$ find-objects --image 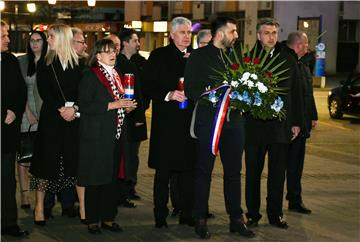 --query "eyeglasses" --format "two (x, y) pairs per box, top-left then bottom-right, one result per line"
(30, 39), (43, 44)
(74, 40), (86, 45)
(100, 50), (116, 54)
